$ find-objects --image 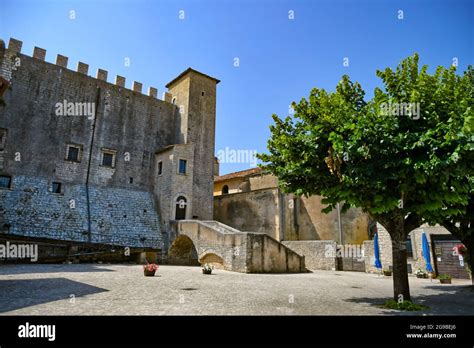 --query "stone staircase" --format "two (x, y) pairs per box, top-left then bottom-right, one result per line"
(170, 220), (306, 273)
